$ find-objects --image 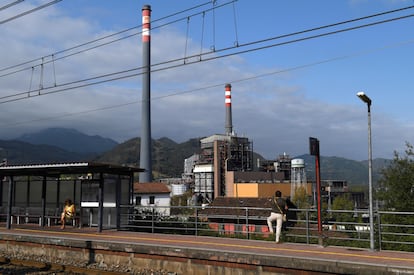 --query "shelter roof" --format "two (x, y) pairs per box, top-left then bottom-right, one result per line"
(134, 182), (171, 194)
(0, 162), (144, 177)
